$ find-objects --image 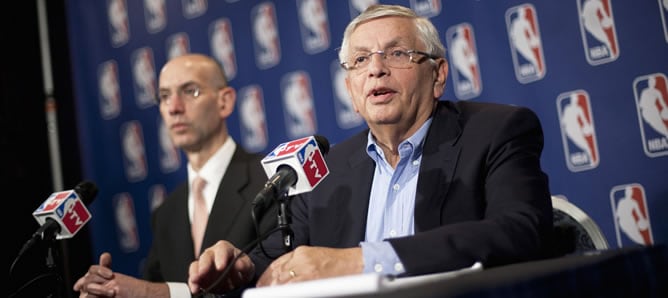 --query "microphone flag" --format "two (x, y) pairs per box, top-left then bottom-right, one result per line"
(33, 189), (92, 240)
(261, 135), (329, 196)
